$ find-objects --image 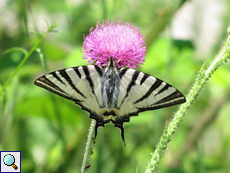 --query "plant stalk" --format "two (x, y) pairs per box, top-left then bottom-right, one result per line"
(145, 27), (230, 173)
(81, 119), (96, 173)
